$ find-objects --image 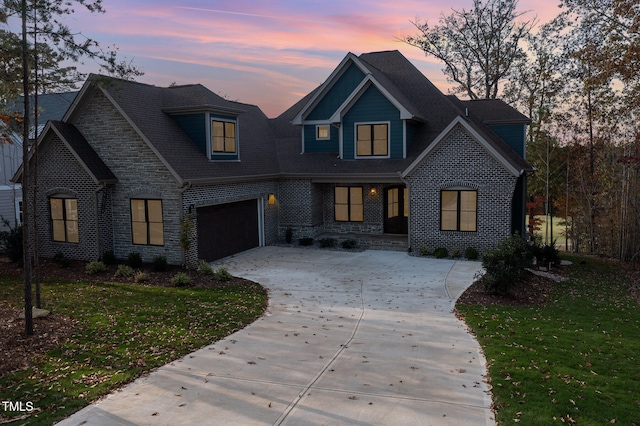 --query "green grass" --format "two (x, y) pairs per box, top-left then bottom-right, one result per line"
(457, 255), (640, 425)
(0, 276), (267, 425)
